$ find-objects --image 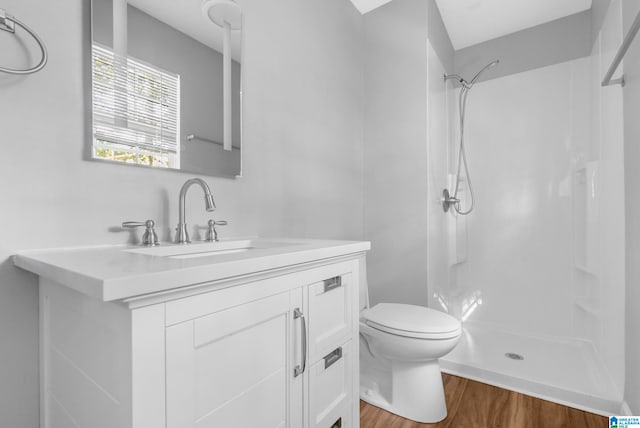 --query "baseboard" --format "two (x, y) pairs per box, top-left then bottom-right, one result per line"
(440, 362), (621, 417)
